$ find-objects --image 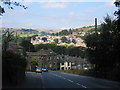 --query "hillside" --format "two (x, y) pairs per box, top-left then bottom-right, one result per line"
(73, 25), (101, 32)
